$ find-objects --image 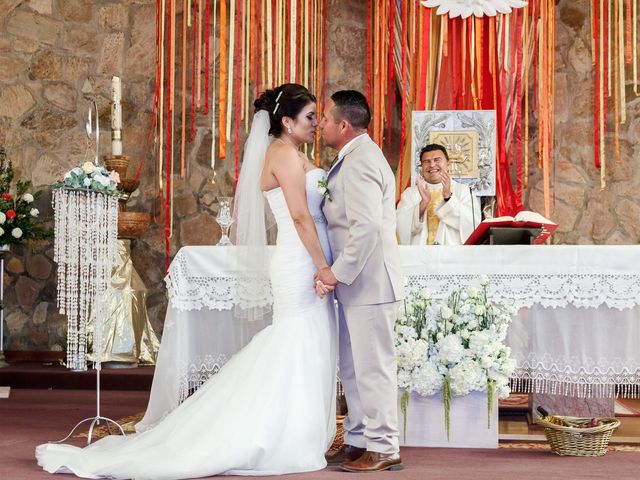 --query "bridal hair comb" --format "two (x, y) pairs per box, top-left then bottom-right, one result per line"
(273, 91), (283, 114)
